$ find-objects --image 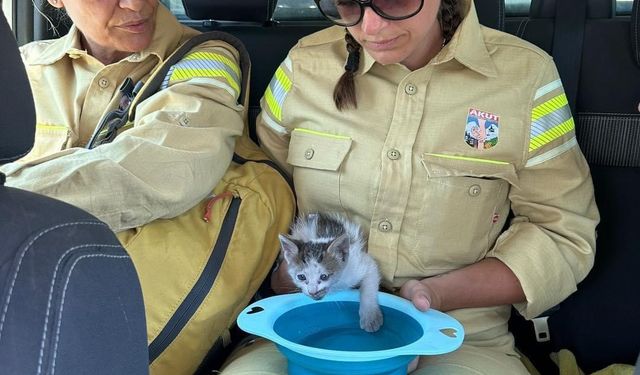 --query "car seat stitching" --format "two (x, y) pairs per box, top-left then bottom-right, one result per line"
(516, 19), (524, 37)
(36, 245), (123, 375)
(521, 19), (530, 38)
(50, 254), (130, 375)
(0, 221), (108, 343)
